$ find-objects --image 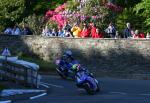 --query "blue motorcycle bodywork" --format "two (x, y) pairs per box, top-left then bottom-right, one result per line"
(76, 70), (98, 91)
(56, 59), (79, 79)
